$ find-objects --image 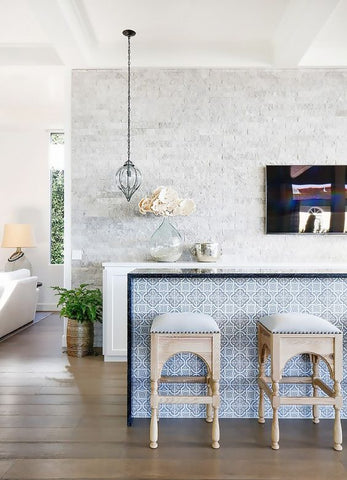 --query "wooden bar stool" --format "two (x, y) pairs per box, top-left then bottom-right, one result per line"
(257, 313), (343, 451)
(149, 312), (221, 449)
